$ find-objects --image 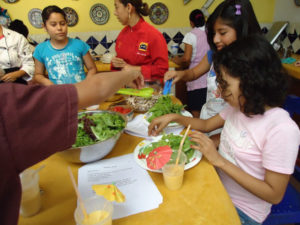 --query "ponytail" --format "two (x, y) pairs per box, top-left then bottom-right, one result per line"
(119, 0), (149, 17)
